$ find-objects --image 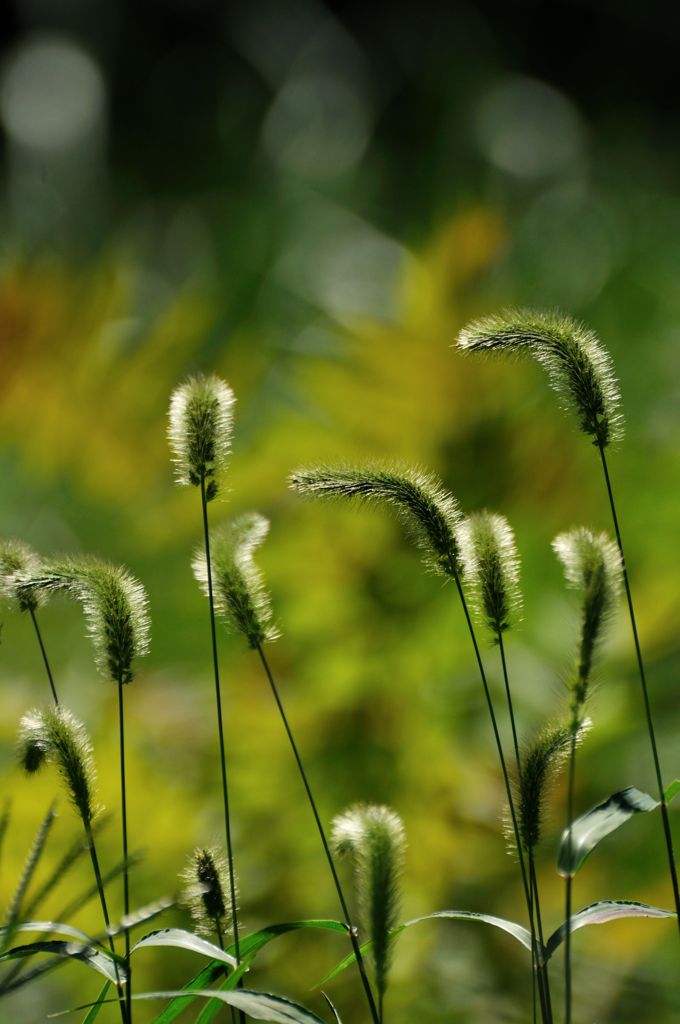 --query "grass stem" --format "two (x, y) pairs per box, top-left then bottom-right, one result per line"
(598, 445), (680, 933)
(86, 824), (128, 1024)
(200, 476), (244, 1024)
(255, 643), (381, 1024)
(564, 730), (577, 1024)
(118, 680), (132, 1024)
(28, 607), (59, 706)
